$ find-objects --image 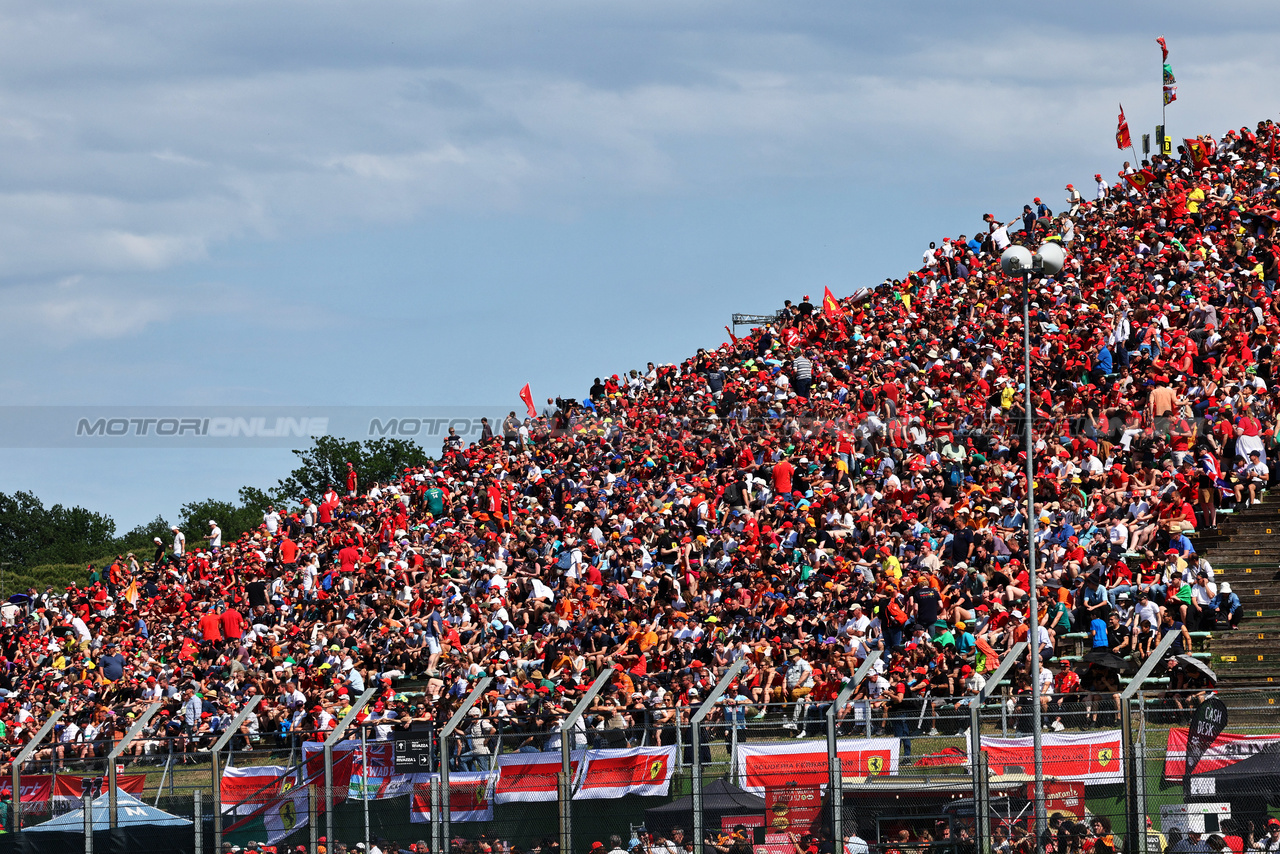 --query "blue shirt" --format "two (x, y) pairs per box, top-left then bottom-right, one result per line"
(1097, 346), (1113, 374)
(1090, 617), (1109, 648)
